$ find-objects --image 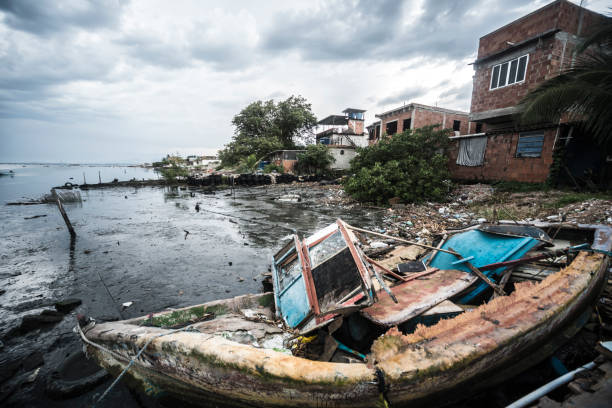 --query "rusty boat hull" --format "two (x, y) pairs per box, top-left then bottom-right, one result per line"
(80, 223), (611, 407)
